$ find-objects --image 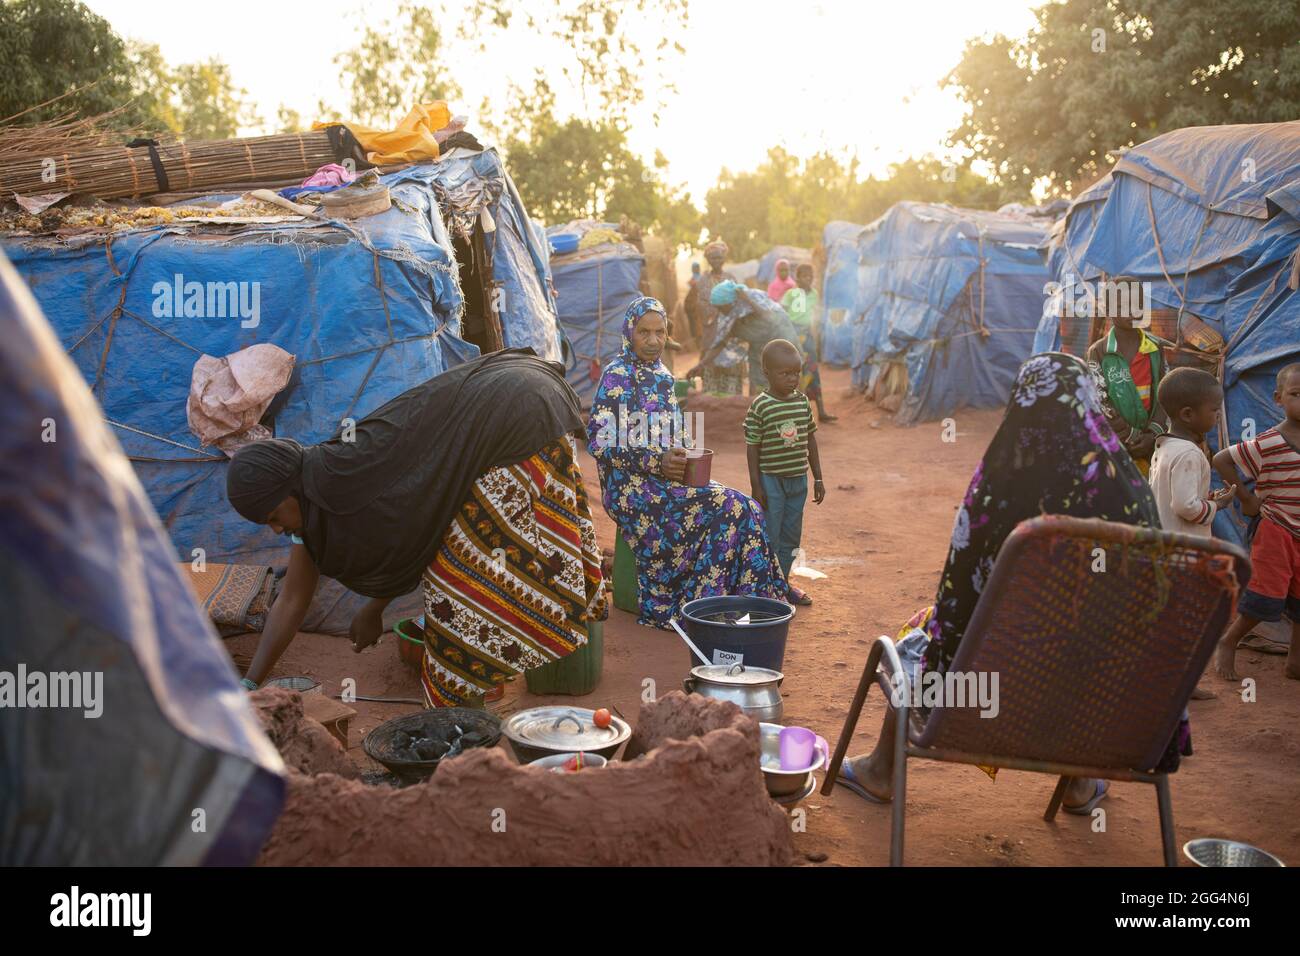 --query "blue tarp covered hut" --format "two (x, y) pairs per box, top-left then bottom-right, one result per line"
(545, 224), (645, 406)
(817, 221), (864, 367)
(1033, 120), (1300, 544)
(1, 146), (559, 628)
(0, 249), (284, 864)
(852, 202), (1051, 424)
